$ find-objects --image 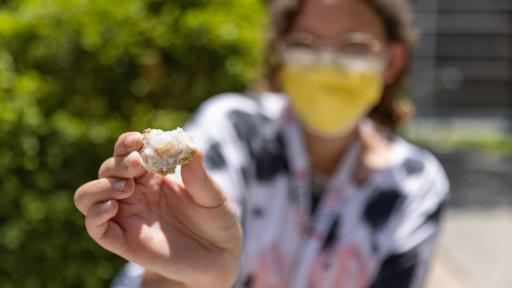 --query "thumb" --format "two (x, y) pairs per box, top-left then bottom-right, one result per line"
(180, 151), (226, 208)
